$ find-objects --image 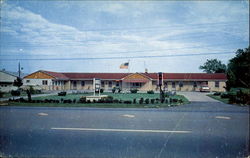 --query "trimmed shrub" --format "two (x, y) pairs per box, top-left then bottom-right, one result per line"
(161, 98), (165, 103)
(133, 98), (137, 104)
(11, 90), (20, 96)
(220, 93), (229, 98)
(79, 97), (86, 103)
(156, 98), (159, 103)
(113, 99), (119, 103)
(0, 91), (4, 98)
(165, 92), (171, 98)
(102, 96), (113, 103)
(112, 87), (116, 93)
(172, 98), (178, 103)
(100, 89), (104, 93)
(124, 100), (132, 104)
(150, 99), (155, 104)
(145, 98), (149, 104)
(213, 92), (221, 96)
(58, 92), (66, 96)
(147, 90), (154, 94)
(130, 89), (138, 93)
(139, 98), (144, 104)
